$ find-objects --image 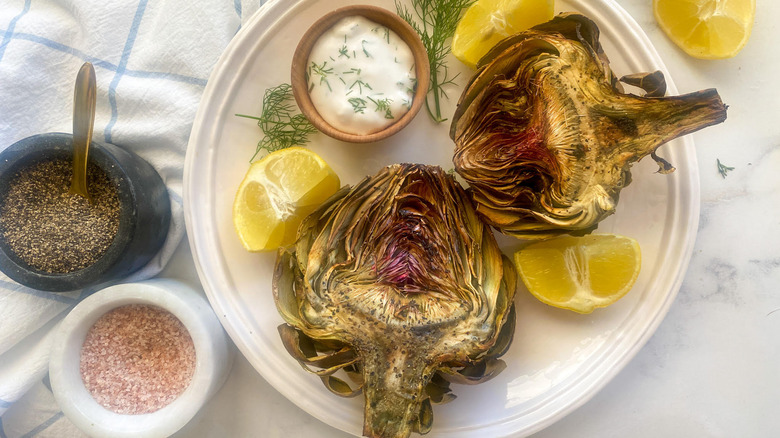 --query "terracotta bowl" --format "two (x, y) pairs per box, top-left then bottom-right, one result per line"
(291, 5), (430, 143)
